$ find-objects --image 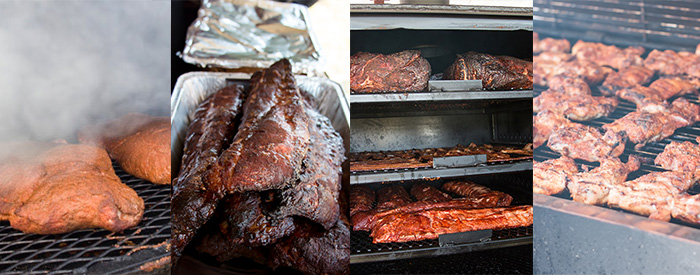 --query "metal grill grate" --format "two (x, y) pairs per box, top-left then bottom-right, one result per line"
(533, 54), (700, 229)
(0, 162), (171, 274)
(351, 244), (533, 274)
(534, 0), (700, 52)
(350, 173), (533, 263)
